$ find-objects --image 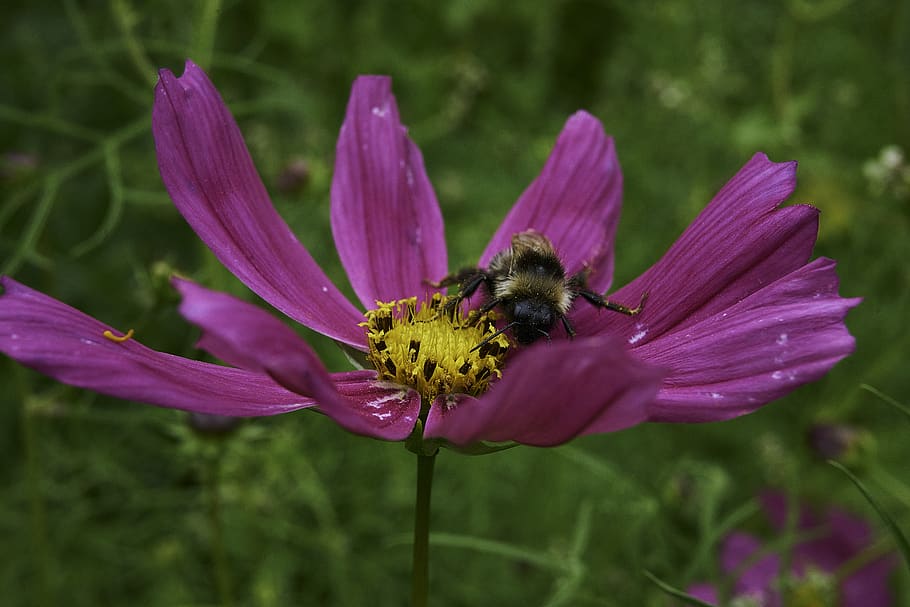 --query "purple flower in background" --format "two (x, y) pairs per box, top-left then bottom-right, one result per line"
(689, 492), (897, 606)
(0, 61), (859, 448)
